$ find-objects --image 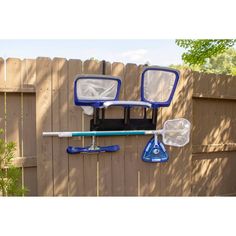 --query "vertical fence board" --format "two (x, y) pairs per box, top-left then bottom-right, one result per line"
(21, 59), (37, 195)
(5, 58), (23, 192)
(52, 58), (69, 196)
(6, 94), (22, 156)
(22, 59), (36, 158)
(98, 61), (112, 196)
(21, 59), (36, 88)
(22, 94), (36, 157)
(6, 58), (22, 157)
(6, 58), (21, 89)
(83, 60), (103, 196)
(124, 64), (139, 196)
(36, 57), (53, 196)
(135, 65), (146, 196)
(68, 59), (84, 196)
(110, 62), (125, 196)
(138, 65), (151, 196)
